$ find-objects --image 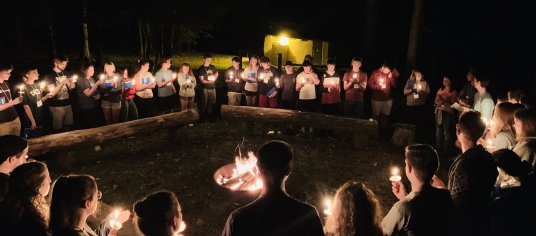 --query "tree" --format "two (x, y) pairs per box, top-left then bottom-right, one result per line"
(82, 0), (91, 61)
(406, 0), (424, 71)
